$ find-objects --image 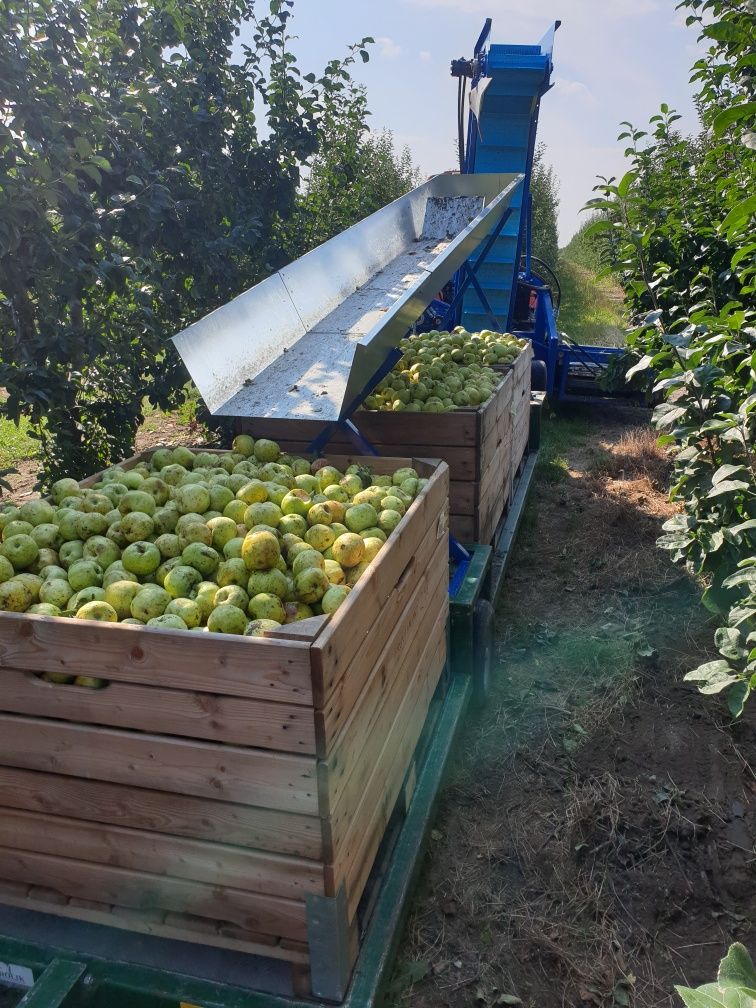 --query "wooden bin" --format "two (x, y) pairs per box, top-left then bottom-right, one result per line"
(240, 370), (515, 546)
(508, 343), (533, 492)
(0, 450), (449, 999)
